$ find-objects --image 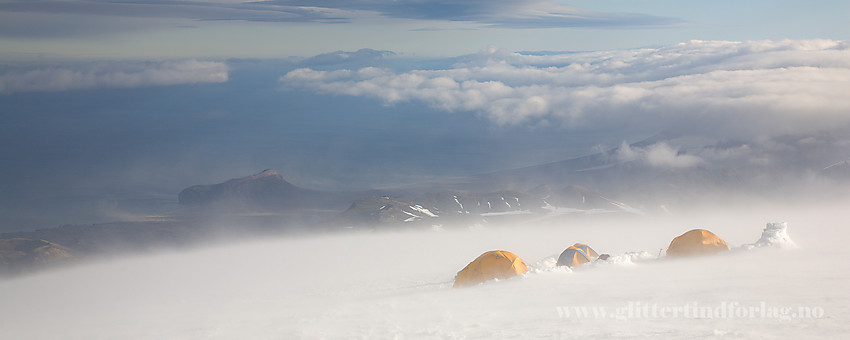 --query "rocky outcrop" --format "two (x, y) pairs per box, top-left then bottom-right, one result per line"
(332, 185), (640, 229)
(179, 169), (303, 208)
(1, 222), (203, 256)
(535, 184), (634, 211)
(334, 196), (440, 226)
(177, 169), (375, 212)
(0, 238), (73, 269)
(415, 190), (541, 215)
